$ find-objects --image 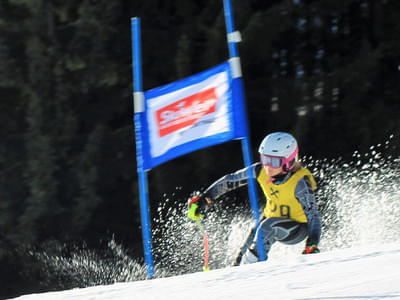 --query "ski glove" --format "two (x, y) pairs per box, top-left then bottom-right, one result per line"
(187, 195), (211, 221)
(302, 238), (320, 254)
